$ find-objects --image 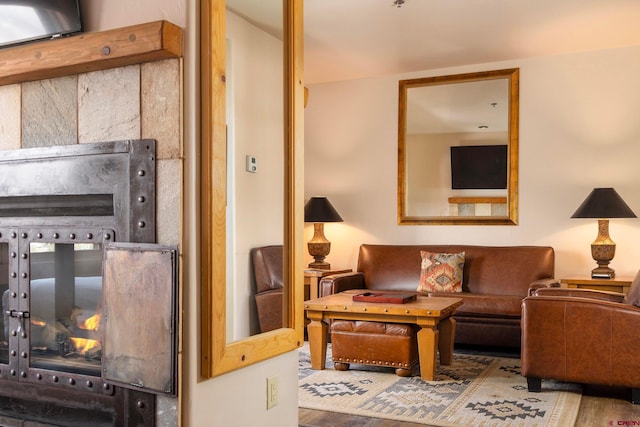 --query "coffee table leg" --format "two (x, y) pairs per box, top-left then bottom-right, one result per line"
(307, 313), (327, 370)
(417, 325), (439, 381)
(437, 316), (456, 366)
